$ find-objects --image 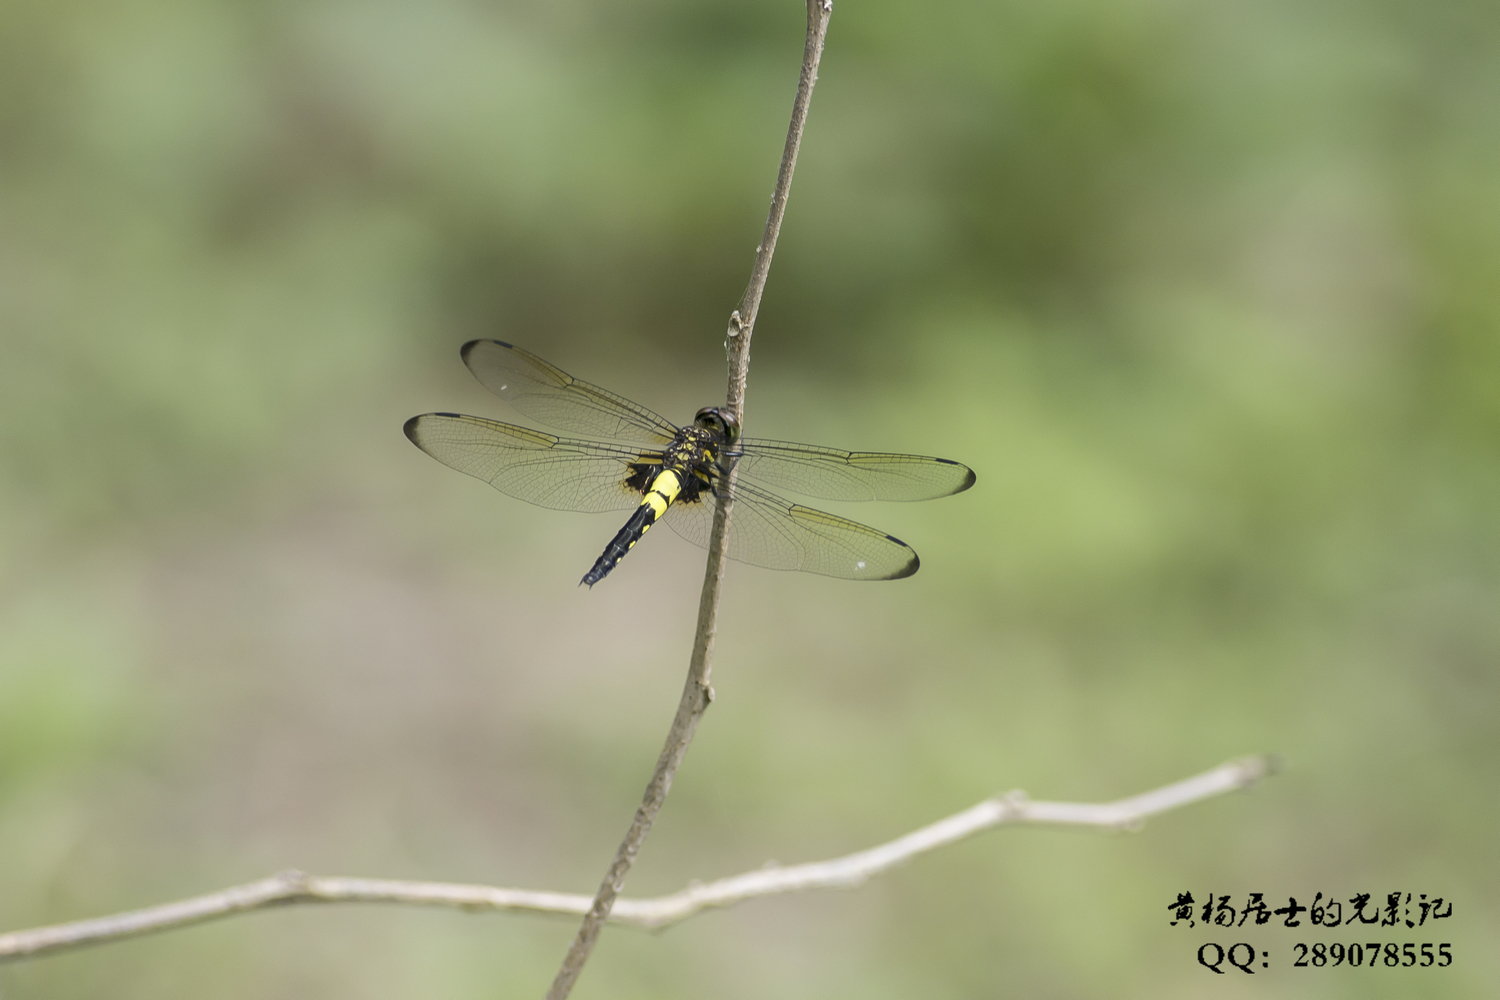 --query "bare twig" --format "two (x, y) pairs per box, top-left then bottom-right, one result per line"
(0, 756), (1274, 962)
(543, 3), (832, 998)
(727, 0), (833, 415)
